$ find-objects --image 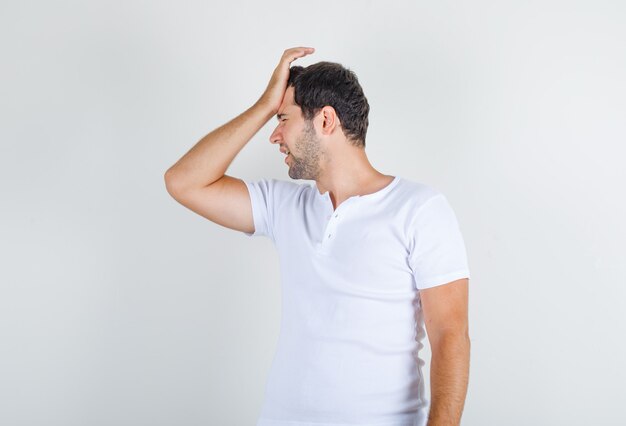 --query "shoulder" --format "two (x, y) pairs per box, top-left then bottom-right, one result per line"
(244, 177), (312, 205)
(392, 178), (465, 237)
(393, 176), (445, 211)
(245, 177), (308, 192)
